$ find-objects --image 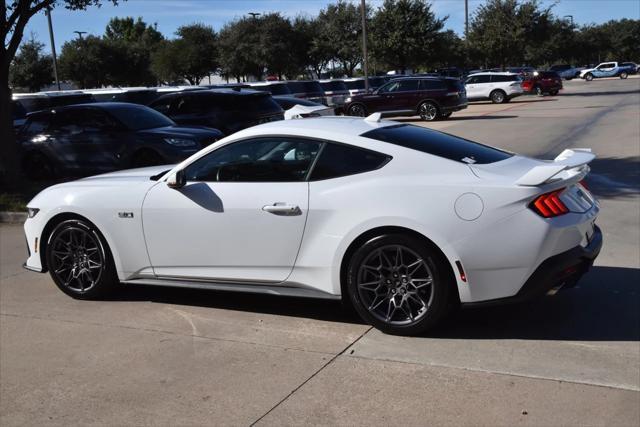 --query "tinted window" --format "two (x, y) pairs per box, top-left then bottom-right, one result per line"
(491, 74), (520, 82)
(466, 75), (491, 84)
(421, 79), (446, 90)
(446, 79), (465, 92)
(82, 109), (119, 131)
(362, 124), (512, 165)
(320, 81), (348, 92)
(107, 105), (175, 130)
(50, 110), (83, 133)
(310, 143), (391, 181)
(22, 115), (49, 135)
(286, 81), (323, 94)
(344, 79), (366, 90)
(368, 76), (388, 88)
(251, 84), (292, 96)
(185, 138), (321, 182)
(116, 91), (159, 105)
(149, 96), (175, 114)
(11, 101), (27, 119)
(49, 94), (94, 107)
(17, 97), (50, 113)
